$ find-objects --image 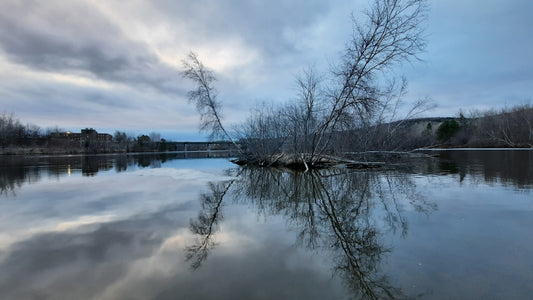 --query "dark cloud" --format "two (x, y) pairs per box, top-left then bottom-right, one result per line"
(0, 71), (199, 131)
(0, 0), (186, 95)
(1, 0), (532, 136)
(152, 0), (332, 57)
(400, 0), (533, 115)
